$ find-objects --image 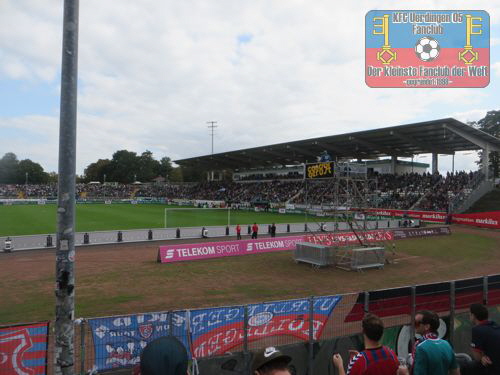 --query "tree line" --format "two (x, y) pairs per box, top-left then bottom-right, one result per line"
(0, 153), (55, 184)
(0, 150), (203, 184)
